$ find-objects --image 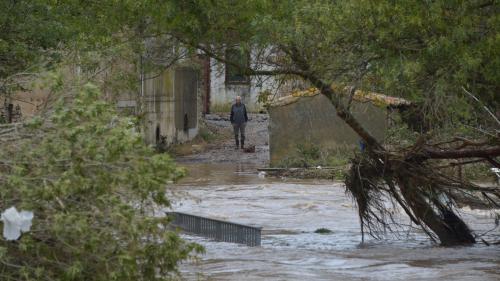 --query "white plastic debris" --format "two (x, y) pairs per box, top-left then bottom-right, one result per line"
(316, 166), (322, 169)
(258, 171), (267, 178)
(1, 206), (34, 241)
(491, 168), (500, 184)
